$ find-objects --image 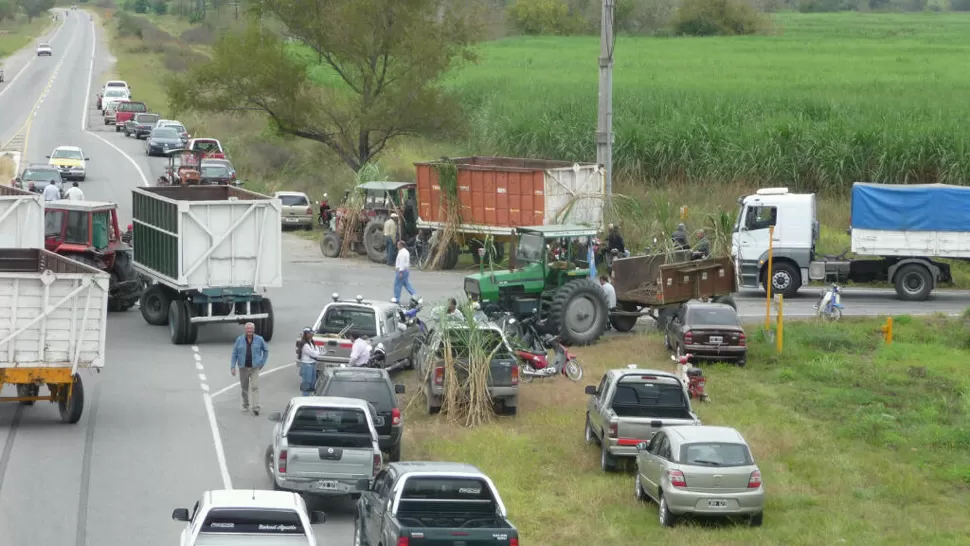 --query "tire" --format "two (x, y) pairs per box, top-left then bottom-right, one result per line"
(408, 341), (420, 370)
(353, 516), (367, 546)
(547, 279), (609, 346)
(320, 232), (341, 258)
(182, 300), (199, 345)
(115, 125), (120, 132)
(635, 473), (648, 502)
(610, 301), (639, 332)
(585, 414), (600, 446)
(564, 357), (584, 381)
(363, 219), (386, 263)
(140, 285), (171, 325)
(58, 374), (84, 424)
(169, 300), (187, 344)
(713, 294), (737, 310)
(503, 401), (518, 416)
(750, 512), (763, 527)
(426, 391), (441, 415)
(256, 298), (275, 342)
(601, 439), (617, 472)
(663, 332), (671, 350)
(764, 261), (800, 298)
(659, 494), (677, 527)
(894, 263), (932, 301)
(16, 384), (38, 405)
(441, 241), (460, 270)
(655, 306), (678, 332)
(388, 441), (402, 462)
